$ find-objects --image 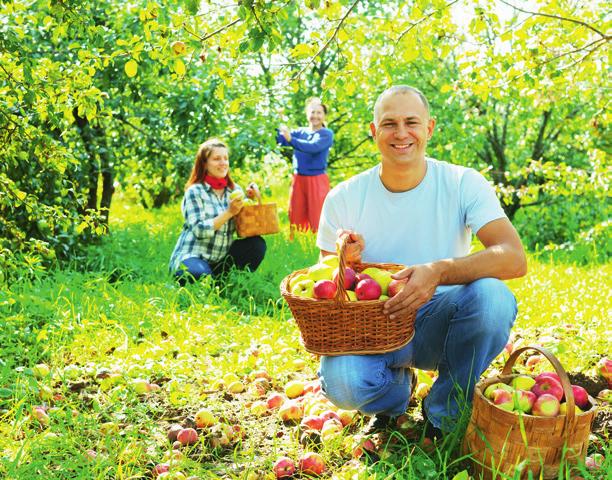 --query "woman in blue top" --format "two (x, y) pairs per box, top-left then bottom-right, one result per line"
(169, 138), (266, 283)
(277, 97), (333, 236)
